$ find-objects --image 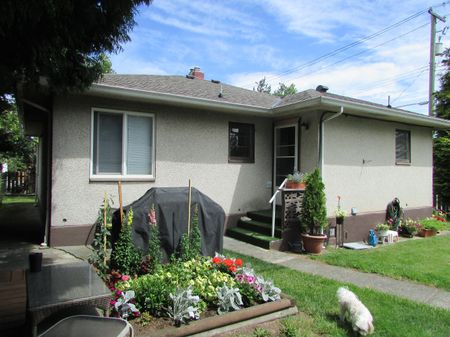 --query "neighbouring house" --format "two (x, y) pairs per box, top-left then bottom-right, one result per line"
(19, 67), (450, 246)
